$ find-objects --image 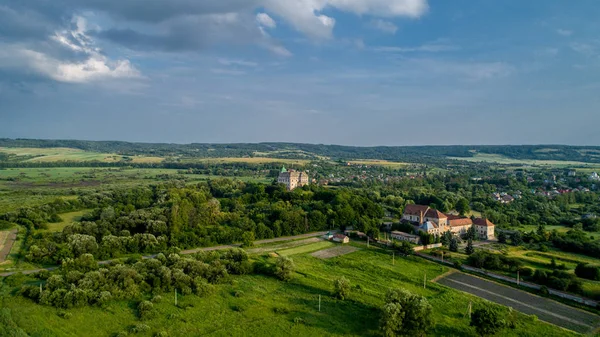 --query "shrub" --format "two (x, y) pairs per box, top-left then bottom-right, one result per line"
(470, 307), (505, 336)
(333, 277), (351, 300)
(154, 331), (168, 337)
(293, 317), (305, 325)
(274, 256), (295, 282)
(539, 286), (549, 296)
(380, 289), (434, 337)
(151, 295), (163, 303)
(273, 307), (290, 314)
(130, 324), (150, 334)
(575, 263), (600, 281)
(233, 290), (244, 298)
(138, 301), (155, 320)
(517, 267), (534, 277)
